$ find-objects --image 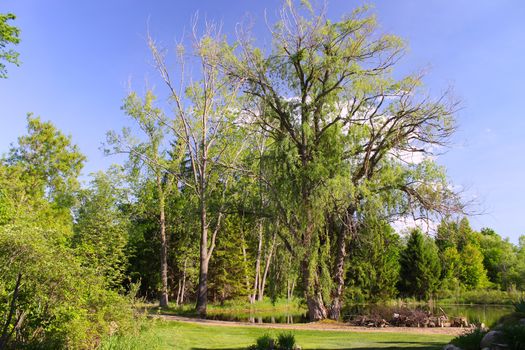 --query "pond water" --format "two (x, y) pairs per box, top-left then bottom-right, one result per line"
(206, 312), (309, 324)
(205, 304), (513, 325)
